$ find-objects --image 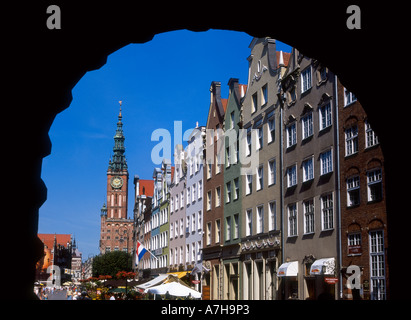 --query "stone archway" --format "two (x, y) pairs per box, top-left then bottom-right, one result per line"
(5, 3), (402, 299)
